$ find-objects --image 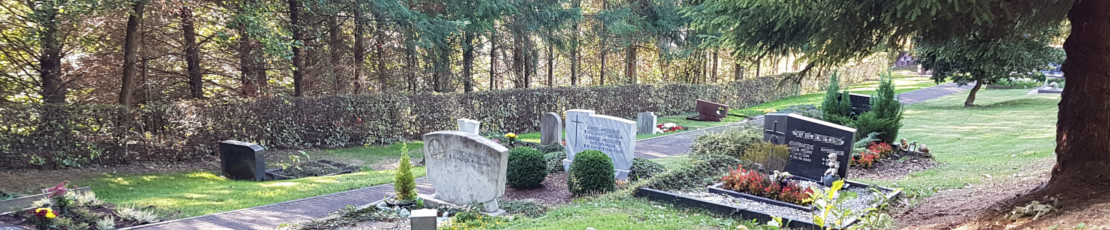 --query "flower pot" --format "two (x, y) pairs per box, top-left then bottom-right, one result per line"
(384, 195), (416, 209)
